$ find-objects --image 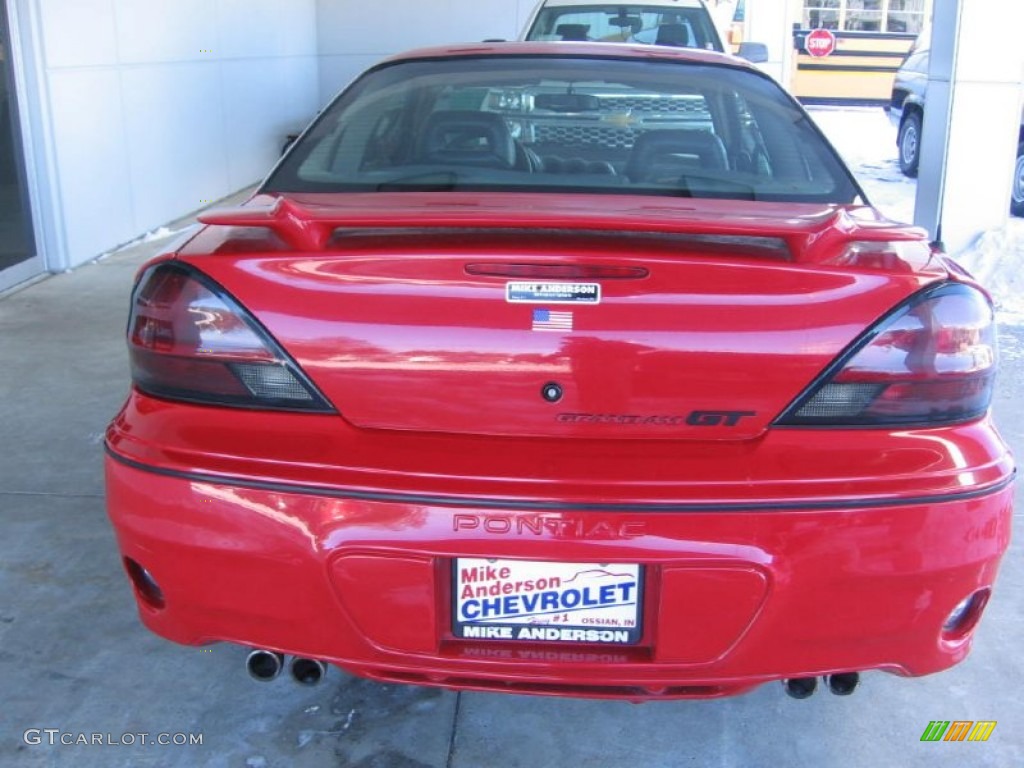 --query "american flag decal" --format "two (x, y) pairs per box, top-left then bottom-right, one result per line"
(532, 308), (573, 332)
